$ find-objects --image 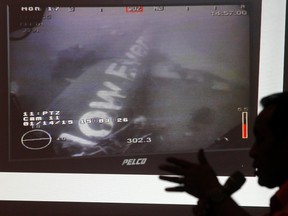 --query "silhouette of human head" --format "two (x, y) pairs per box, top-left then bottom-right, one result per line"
(250, 92), (288, 188)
